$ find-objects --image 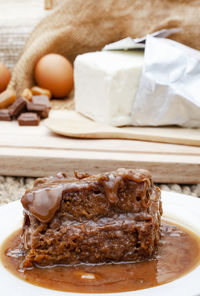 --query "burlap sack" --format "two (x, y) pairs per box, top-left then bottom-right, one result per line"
(8, 0), (200, 95)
